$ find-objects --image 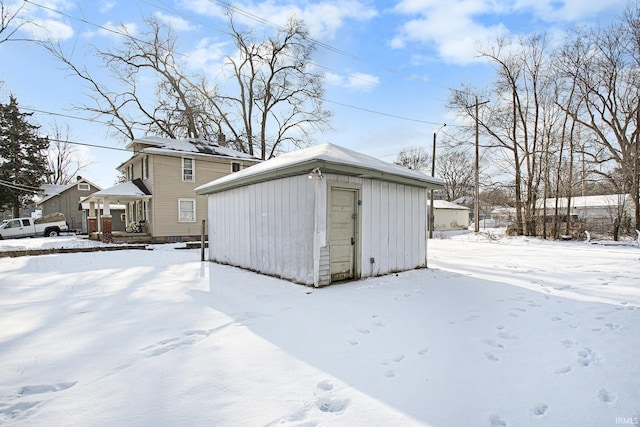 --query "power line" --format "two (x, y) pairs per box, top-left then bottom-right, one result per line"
(0, 178), (42, 192)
